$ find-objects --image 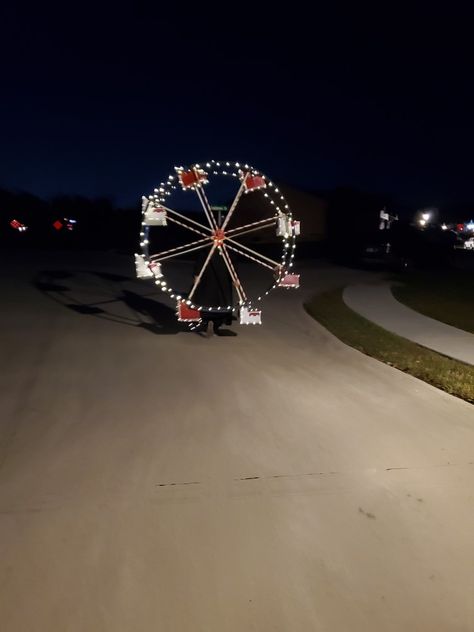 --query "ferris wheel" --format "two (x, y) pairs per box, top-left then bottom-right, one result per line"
(135, 160), (300, 326)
